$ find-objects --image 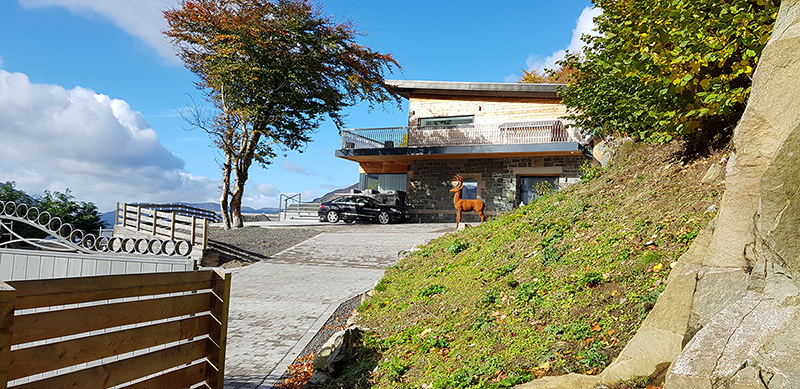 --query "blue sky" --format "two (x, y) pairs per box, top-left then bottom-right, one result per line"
(0, 0), (598, 212)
